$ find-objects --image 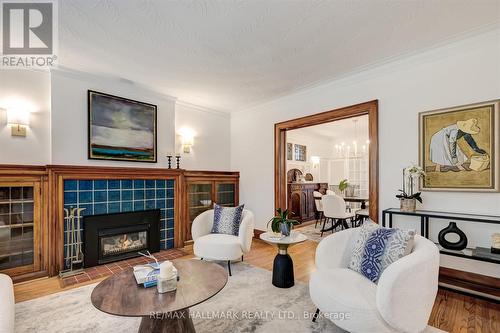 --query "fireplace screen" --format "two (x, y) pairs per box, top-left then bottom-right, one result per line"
(100, 231), (147, 258)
